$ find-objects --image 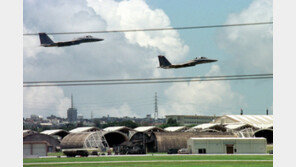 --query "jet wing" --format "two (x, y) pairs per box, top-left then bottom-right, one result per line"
(170, 63), (196, 68)
(55, 41), (80, 47)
